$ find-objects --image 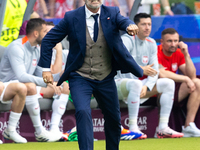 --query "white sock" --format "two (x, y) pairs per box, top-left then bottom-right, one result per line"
(36, 86), (42, 98)
(126, 80), (142, 131)
(25, 94), (43, 135)
(50, 94), (69, 130)
(7, 111), (22, 131)
(156, 78), (175, 130)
